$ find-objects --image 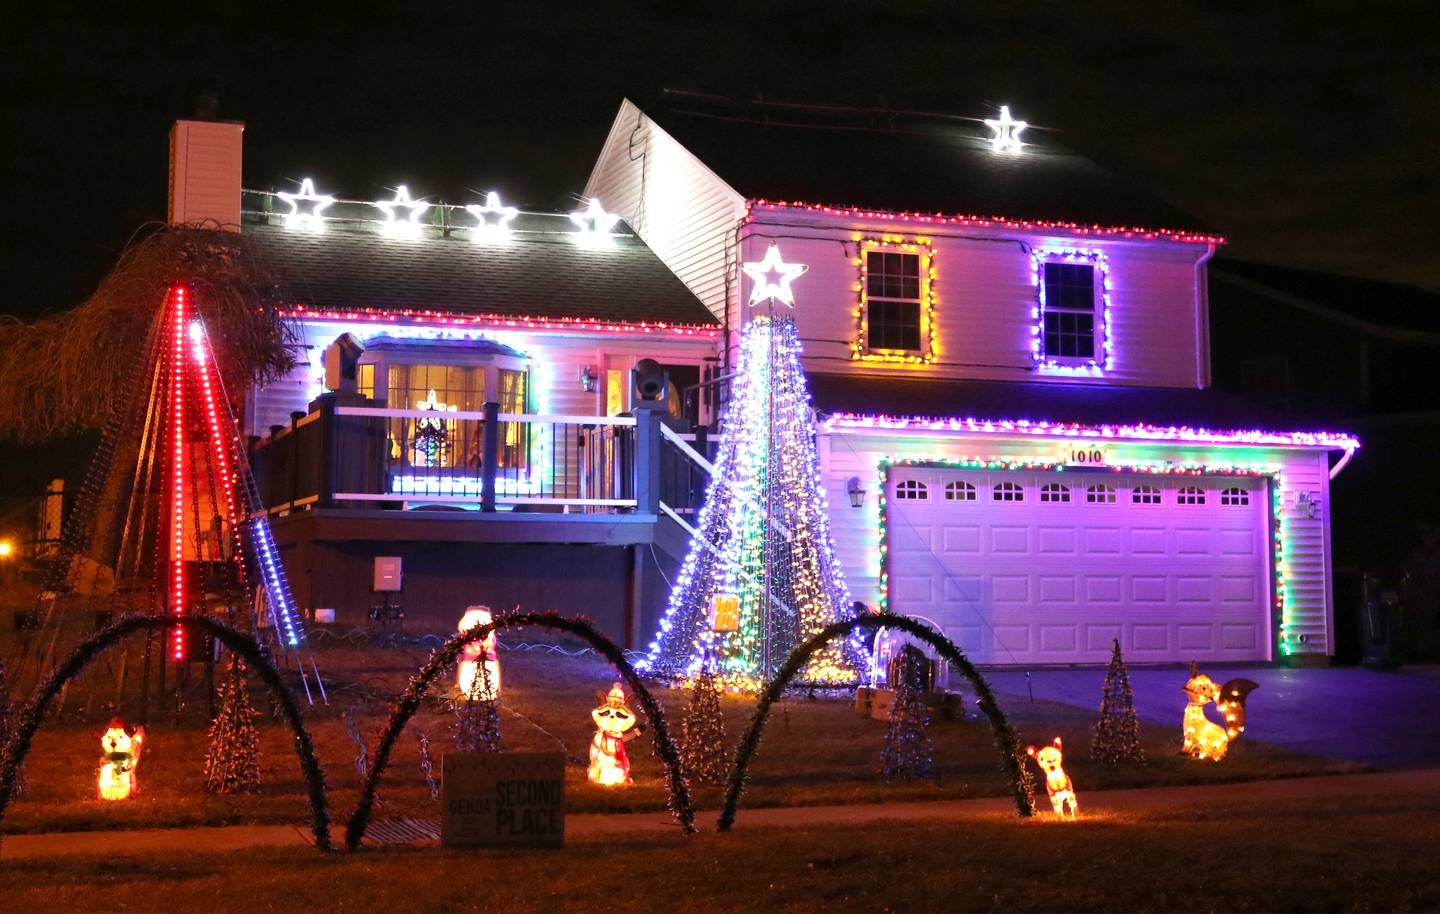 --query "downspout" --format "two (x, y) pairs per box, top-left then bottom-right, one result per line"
(1194, 242), (1217, 389)
(1329, 446), (1357, 481)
